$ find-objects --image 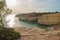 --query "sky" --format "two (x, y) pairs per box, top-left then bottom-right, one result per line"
(6, 0), (60, 13)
